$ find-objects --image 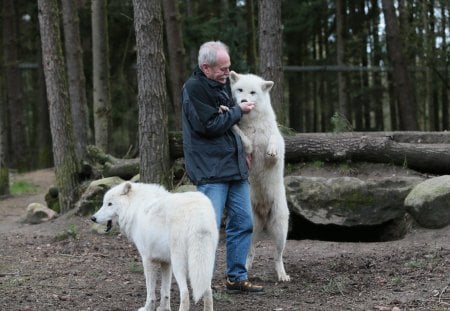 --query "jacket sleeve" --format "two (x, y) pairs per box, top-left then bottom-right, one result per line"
(183, 85), (241, 138)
